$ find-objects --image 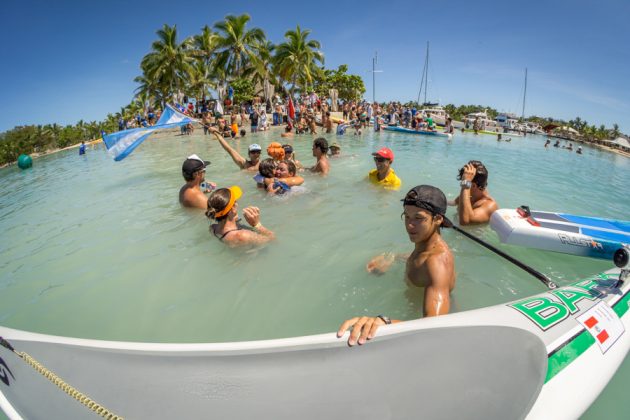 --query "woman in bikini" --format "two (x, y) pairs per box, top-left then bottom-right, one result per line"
(206, 186), (275, 247)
